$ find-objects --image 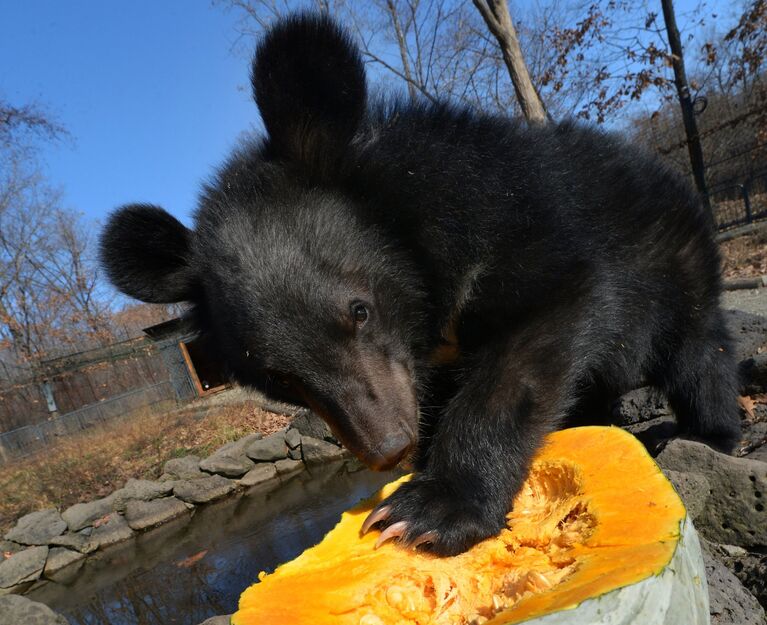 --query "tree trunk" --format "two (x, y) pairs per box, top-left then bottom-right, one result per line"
(660, 0), (711, 211)
(386, 0), (418, 101)
(472, 0), (548, 125)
